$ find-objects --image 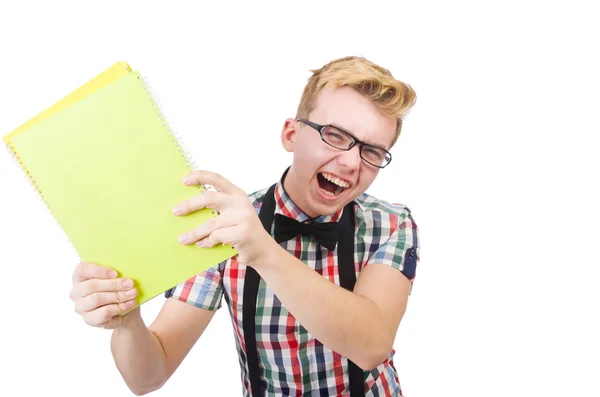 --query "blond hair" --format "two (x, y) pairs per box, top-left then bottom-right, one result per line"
(296, 56), (416, 147)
